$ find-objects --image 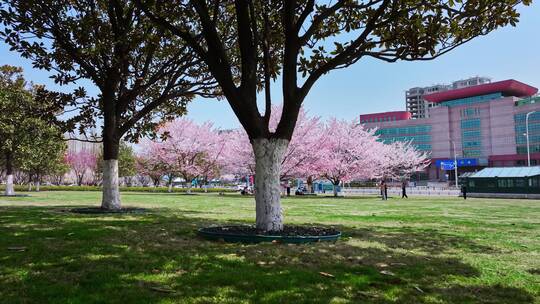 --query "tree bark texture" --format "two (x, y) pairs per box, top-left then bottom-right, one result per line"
(4, 153), (15, 196)
(101, 159), (121, 210)
(252, 138), (289, 232)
